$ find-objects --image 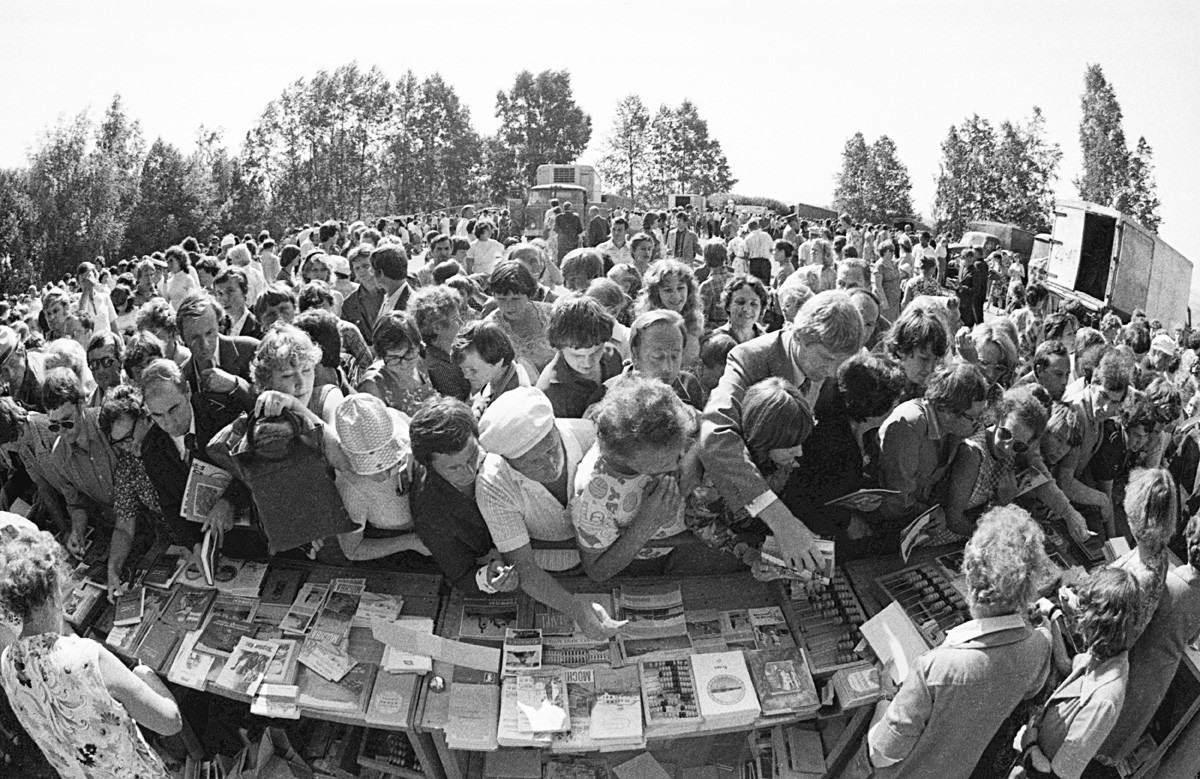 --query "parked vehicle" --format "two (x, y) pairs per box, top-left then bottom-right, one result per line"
(669, 194), (706, 212)
(507, 164), (615, 239)
(1042, 199), (1192, 329)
